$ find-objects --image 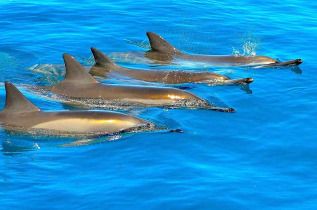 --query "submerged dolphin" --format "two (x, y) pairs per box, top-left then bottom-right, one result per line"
(0, 82), (152, 136)
(145, 32), (303, 67)
(35, 54), (234, 112)
(90, 47), (254, 85)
